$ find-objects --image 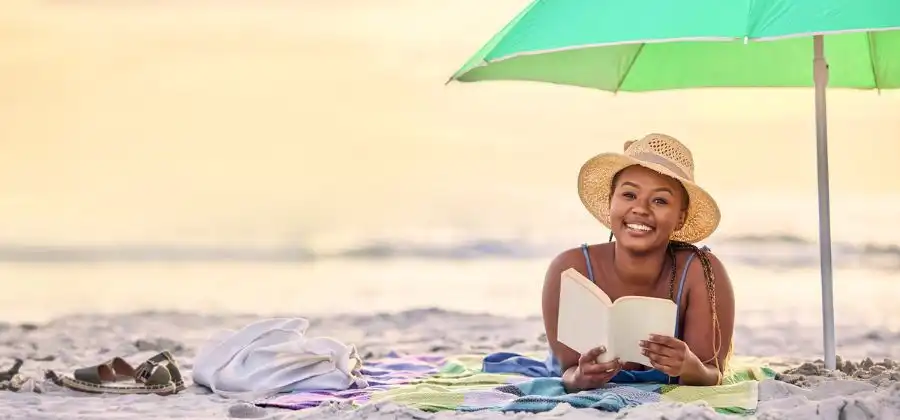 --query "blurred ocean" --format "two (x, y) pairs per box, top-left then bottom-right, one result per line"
(4, 201), (900, 328)
(2, 224), (900, 271)
(2, 0), (900, 338)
